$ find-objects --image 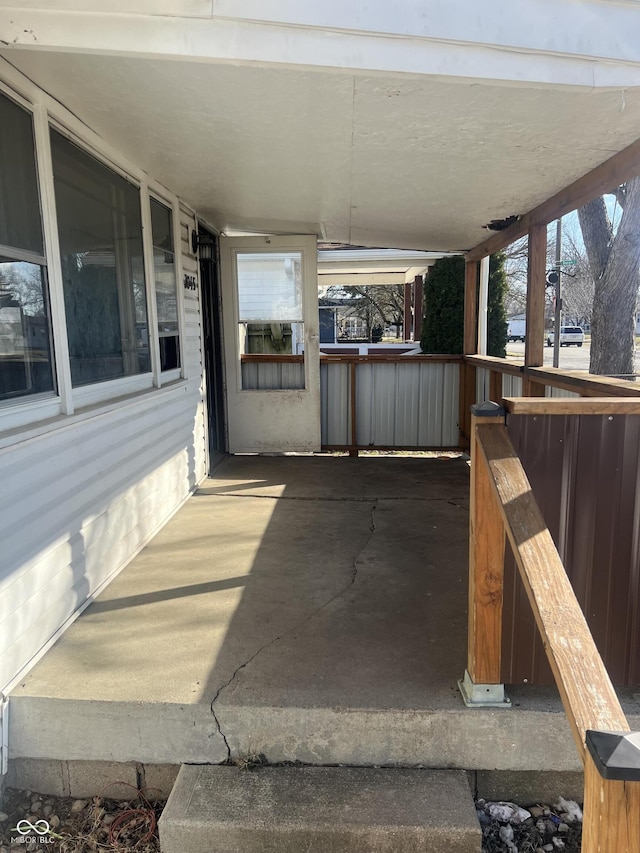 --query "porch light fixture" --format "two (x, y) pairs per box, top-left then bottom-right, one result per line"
(191, 230), (216, 260)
